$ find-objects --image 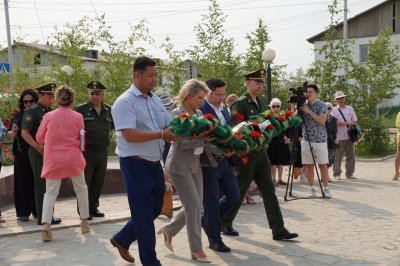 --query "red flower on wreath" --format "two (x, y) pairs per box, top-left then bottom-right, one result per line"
(250, 131), (262, 139)
(250, 121), (259, 126)
(266, 124), (274, 130)
(234, 132), (243, 140)
(203, 113), (215, 120)
(2, 120), (10, 127)
(178, 113), (189, 119)
(285, 110), (294, 117)
(278, 116), (286, 122)
(234, 112), (244, 122)
(239, 155), (249, 165)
